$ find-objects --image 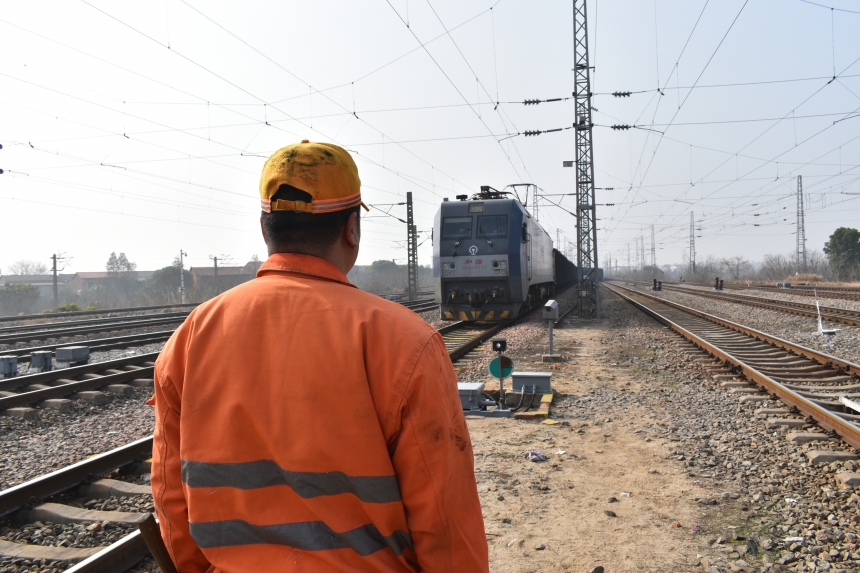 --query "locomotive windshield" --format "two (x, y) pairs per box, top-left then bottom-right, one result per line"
(477, 215), (508, 238)
(441, 216), (472, 239)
